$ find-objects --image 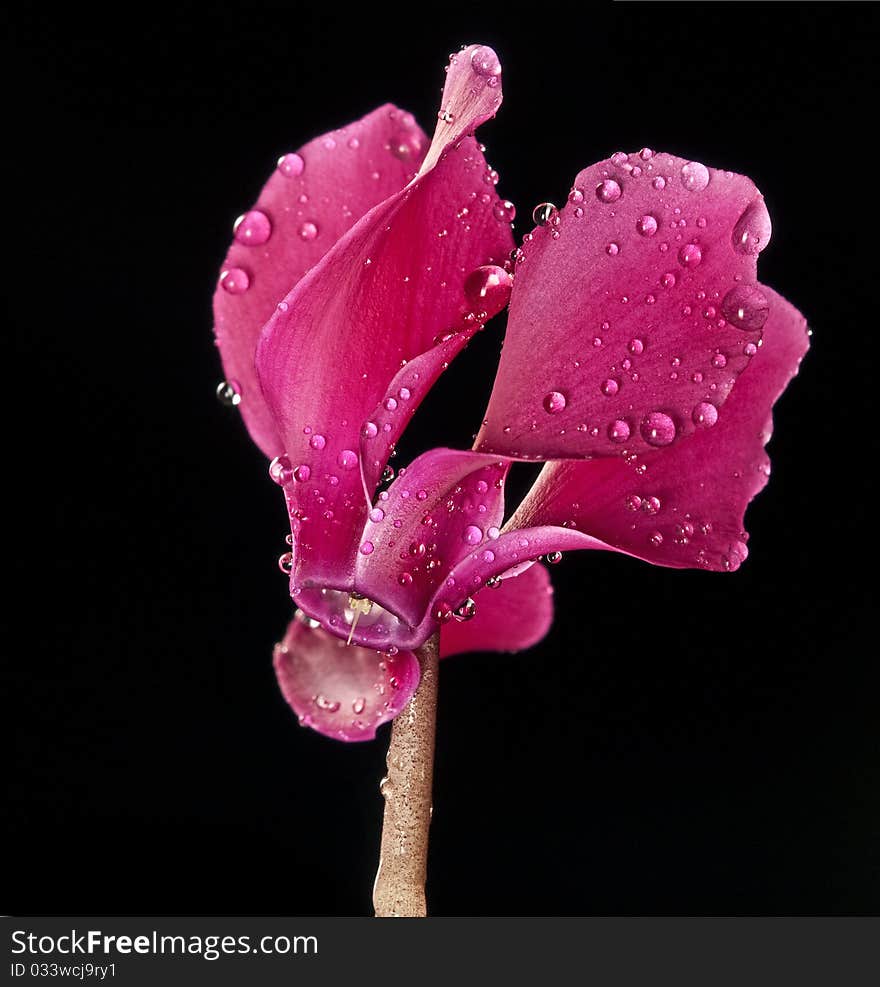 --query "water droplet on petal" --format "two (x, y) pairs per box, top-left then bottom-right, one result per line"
(233, 210), (272, 246)
(721, 285), (769, 331)
(732, 199), (772, 255)
(680, 161), (710, 192)
(640, 412), (677, 447)
(453, 597), (477, 621)
(601, 378), (619, 396)
(299, 222), (318, 241)
(596, 179), (622, 203)
(269, 455), (293, 485)
(216, 379), (241, 406)
(278, 552), (293, 574)
(463, 525), (483, 545)
(546, 551), (563, 565)
(359, 541), (374, 555)
(678, 243), (702, 267)
(470, 45), (501, 78)
(637, 215), (658, 237)
(628, 338), (645, 355)
(693, 401), (718, 427)
(464, 265), (513, 318)
(309, 433), (326, 450)
(337, 450), (358, 470)
(606, 242), (620, 256)
(608, 419), (630, 443)
(277, 152), (305, 178)
(293, 464), (311, 482)
(532, 202), (559, 226)
(219, 268), (250, 294)
(543, 391), (567, 414)
(493, 199), (516, 223)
